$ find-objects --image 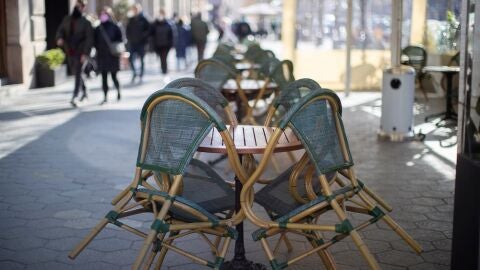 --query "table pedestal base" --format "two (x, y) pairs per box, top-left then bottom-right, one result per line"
(221, 259), (267, 270)
(424, 111), (457, 127)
